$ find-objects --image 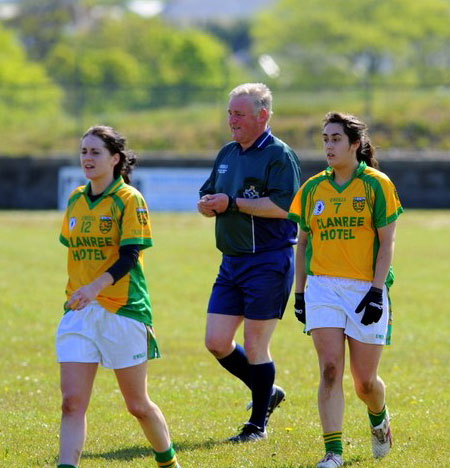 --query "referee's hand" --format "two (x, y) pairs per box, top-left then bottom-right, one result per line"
(294, 292), (306, 324)
(355, 287), (383, 325)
